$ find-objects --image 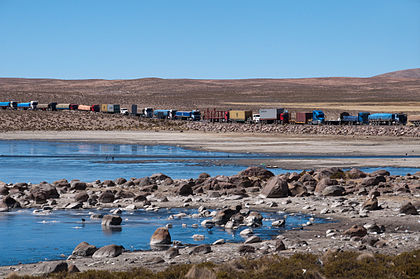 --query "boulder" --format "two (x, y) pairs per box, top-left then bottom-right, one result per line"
(53, 179), (70, 188)
(288, 182), (307, 196)
(70, 181), (87, 191)
(68, 264), (80, 273)
(361, 176), (386, 187)
(150, 173), (170, 181)
(315, 178), (338, 193)
(288, 172), (300, 182)
(114, 177), (127, 185)
(314, 167), (344, 180)
(165, 247), (180, 259)
(198, 173), (211, 179)
(238, 245), (255, 254)
(346, 168), (367, 179)
(74, 191), (89, 202)
(98, 190), (115, 203)
(0, 185), (9, 195)
(237, 166), (274, 180)
(101, 215), (122, 226)
(245, 211), (263, 227)
(244, 235), (261, 244)
(150, 227), (171, 246)
(178, 183), (193, 196)
(135, 177), (152, 187)
(260, 176), (288, 198)
(185, 265), (216, 279)
(229, 175), (253, 188)
(72, 241), (98, 257)
(3, 196), (21, 209)
(32, 262), (68, 276)
(0, 200), (8, 212)
(344, 225), (367, 237)
(362, 197), (380, 211)
(275, 239), (286, 251)
(30, 184), (59, 203)
(92, 244), (124, 258)
(322, 186), (345, 196)
(189, 244), (212, 255)
(212, 208), (237, 225)
(370, 170), (390, 177)
(102, 180), (116, 187)
(399, 202), (418, 215)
